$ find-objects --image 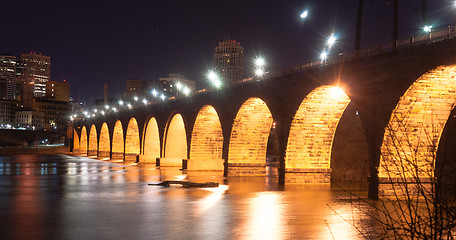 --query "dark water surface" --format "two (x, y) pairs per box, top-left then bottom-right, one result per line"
(0, 155), (377, 240)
